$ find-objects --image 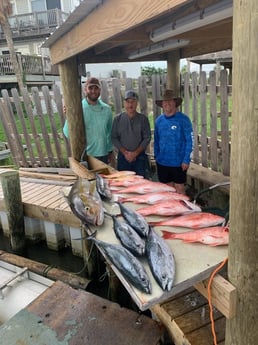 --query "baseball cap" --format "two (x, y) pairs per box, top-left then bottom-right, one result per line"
(85, 77), (101, 88)
(124, 90), (138, 100)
